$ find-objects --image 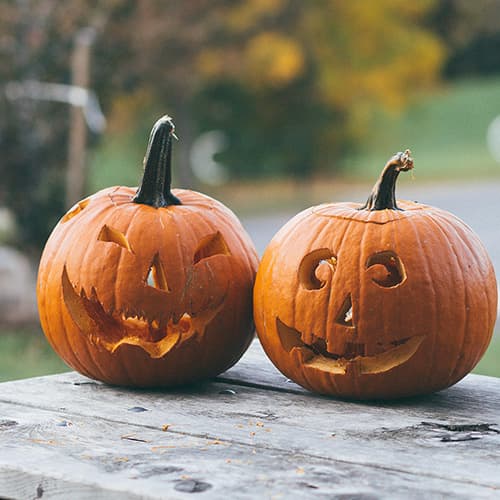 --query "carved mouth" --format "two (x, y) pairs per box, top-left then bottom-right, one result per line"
(62, 267), (223, 358)
(276, 318), (424, 375)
